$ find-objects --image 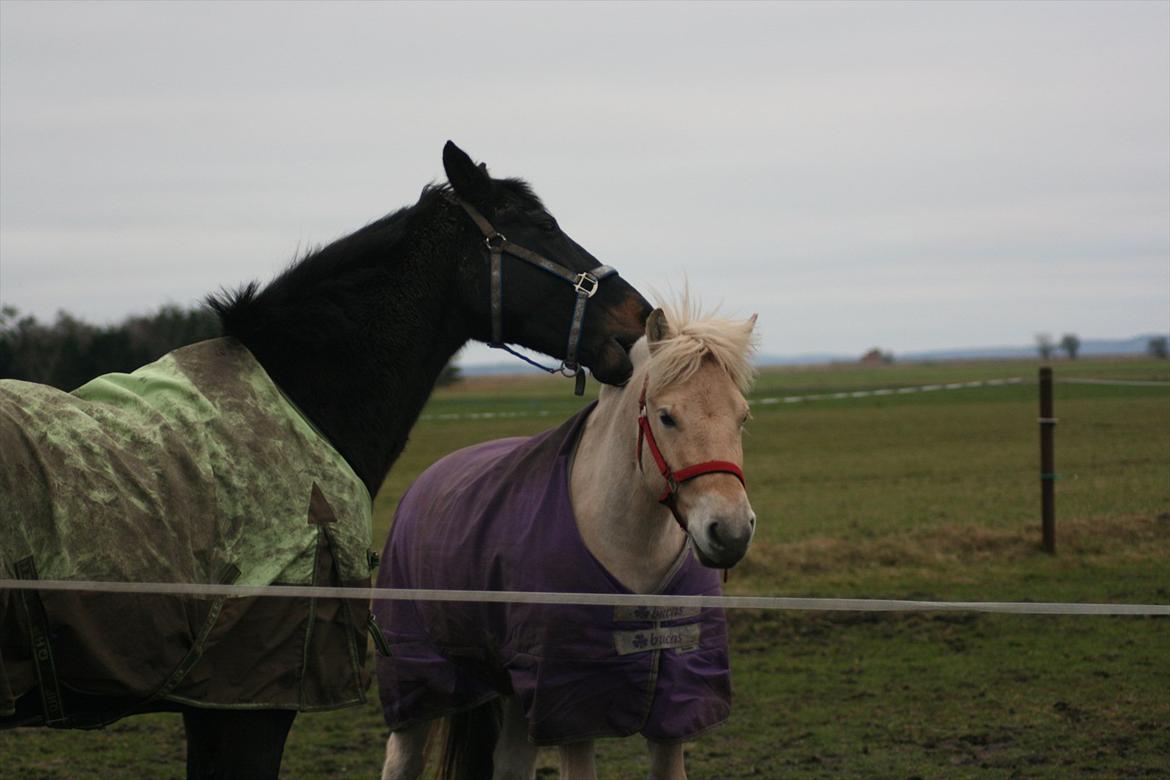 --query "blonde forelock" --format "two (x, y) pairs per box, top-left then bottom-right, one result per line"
(642, 291), (758, 399)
